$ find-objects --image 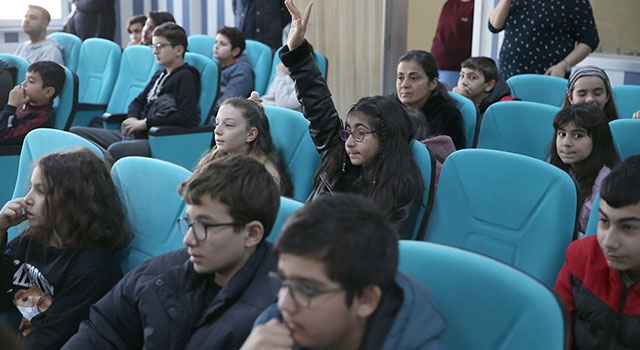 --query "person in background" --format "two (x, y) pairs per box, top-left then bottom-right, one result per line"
(15, 5), (63, 65)
(563, 66), (620, 122)
(213, 26), (255, 114)
(555, 155), (640, 348)
(431, 0), (474, 90)
(125, 14), (146, 47)
(453, 56), (515, 115)
(233, 0), (291, 51)
(0, 148), (129, 349)
(141, 11), (175, 46)
(65, 0), (116, 41)
(548, 103), (619, 236)
(489, 0), (599, 79)
(260, 63), (301, 111)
